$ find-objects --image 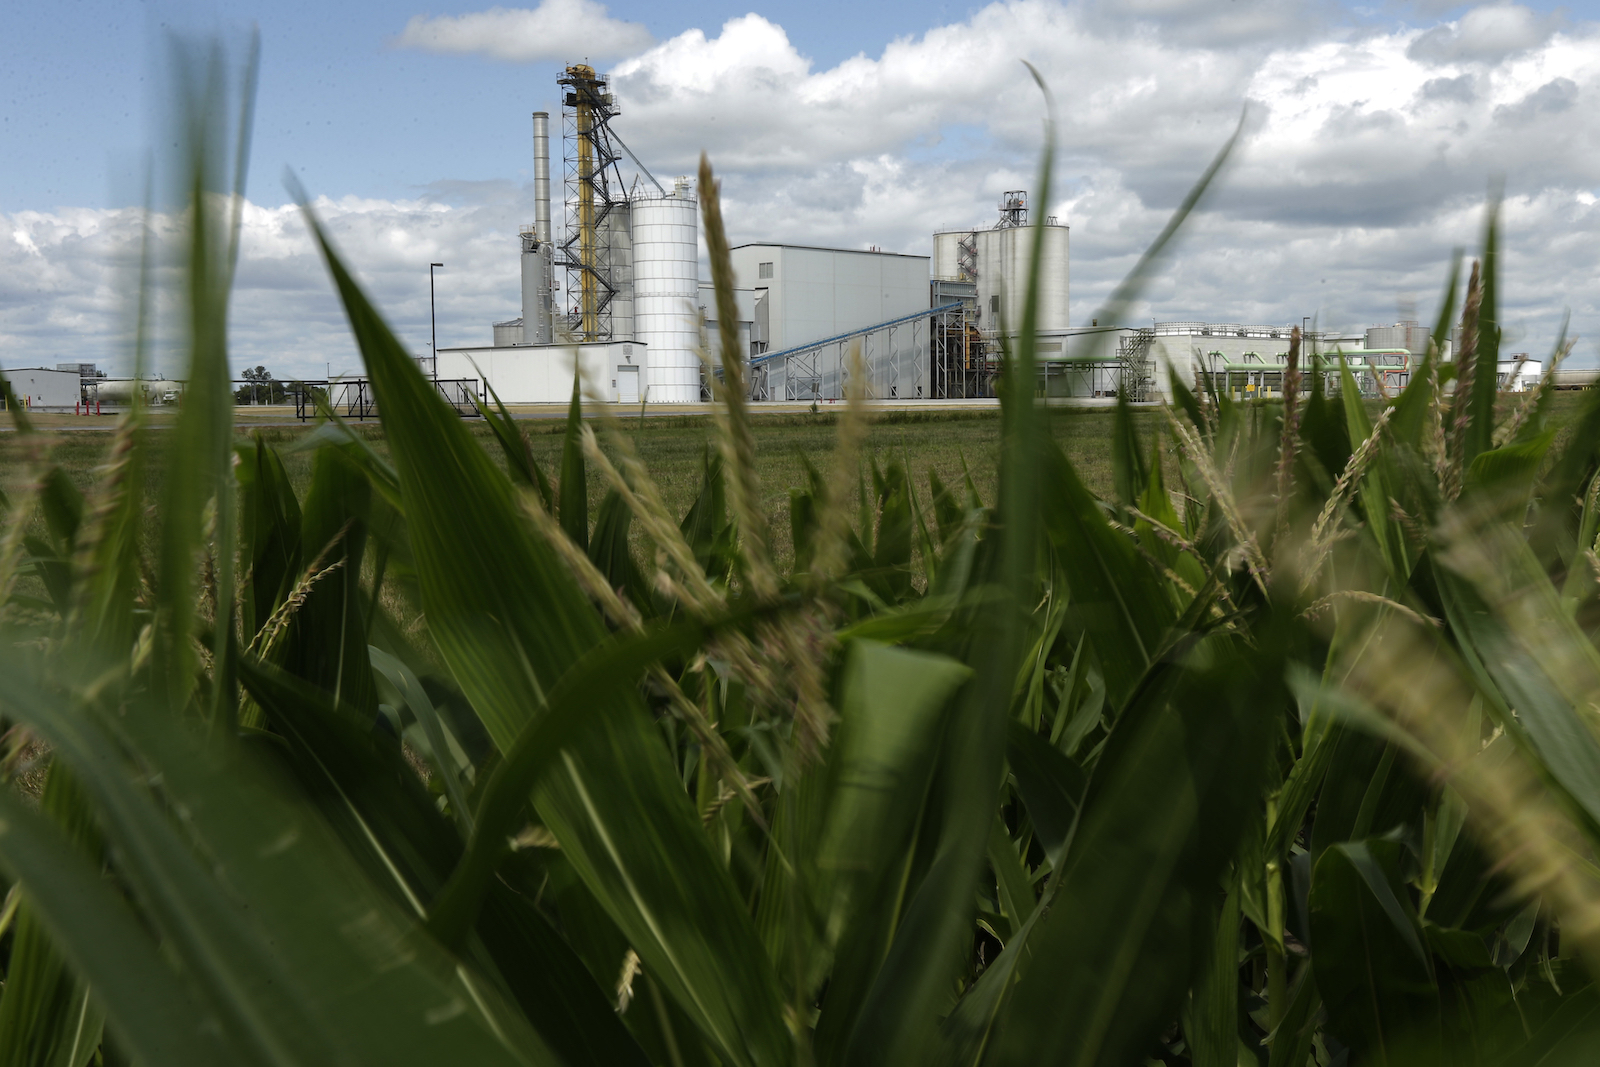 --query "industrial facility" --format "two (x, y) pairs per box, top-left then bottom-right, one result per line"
(436, 65), (704, 404)
(431, 65), (1083, 405)
(423, 64), (1555, 408)
(1, 68), (1572, 418)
